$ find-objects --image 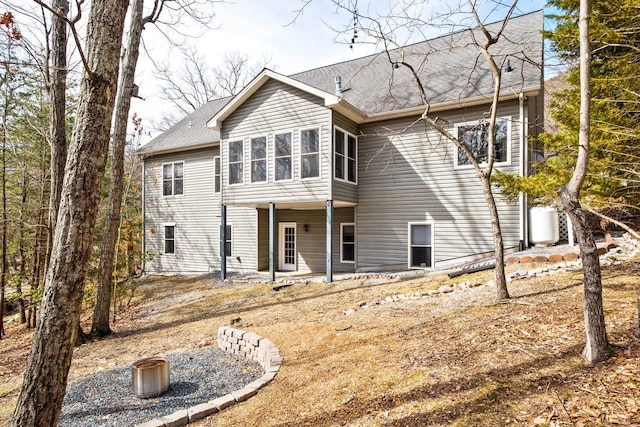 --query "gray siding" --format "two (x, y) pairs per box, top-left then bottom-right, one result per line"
(257, 208), (269, 270)
(225, 207), (259, 273)
(144, 95), (528, 275)
(331, 111), (359, 204)
(143, 147), (219, 274)
(255, 208), (355, 274)
(221, 80), (332, 205)
(357, 101), (522, 270)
